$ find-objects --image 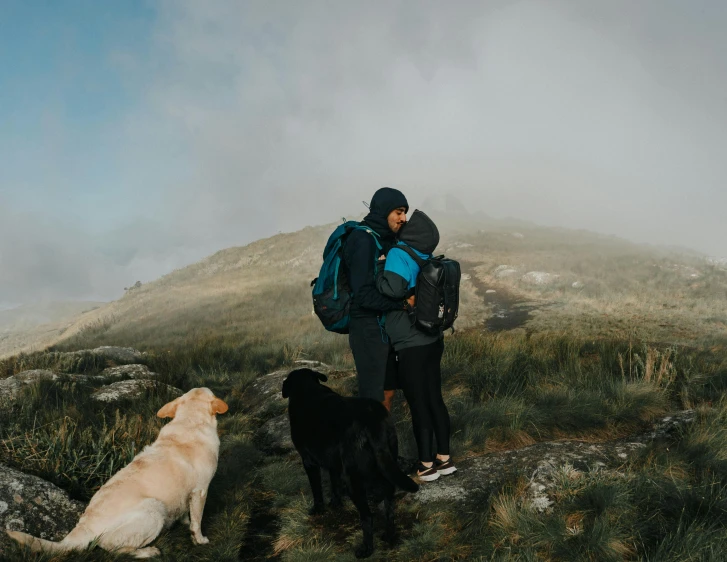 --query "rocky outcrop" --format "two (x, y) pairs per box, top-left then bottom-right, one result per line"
(98, 364), (158, 380)
(520, 271), (559, 286)
(0, 370), (91, 407)
(79, 346), (147, 365)
(244, 361), (334, 415)
(0, 464), (85, 556)
(1, 363), (161, 409)
(415, 411), (695, 506)
(257, 414), (294, 453)
(91, 379), (182, 403)
(494, 265), (519, 279)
